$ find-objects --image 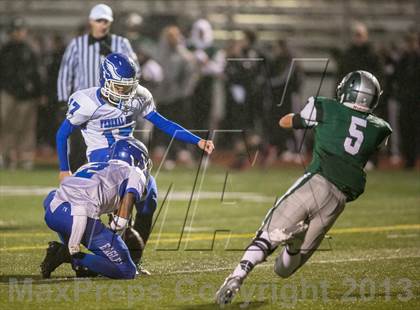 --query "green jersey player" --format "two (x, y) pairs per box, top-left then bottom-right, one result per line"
(216, 70), (392, 305)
